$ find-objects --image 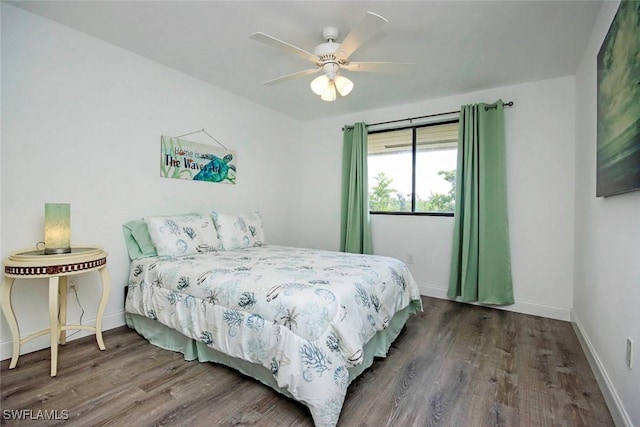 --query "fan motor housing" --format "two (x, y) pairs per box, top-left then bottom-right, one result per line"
(314, 27), (341, 62)
(314, 42), (339, 61)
